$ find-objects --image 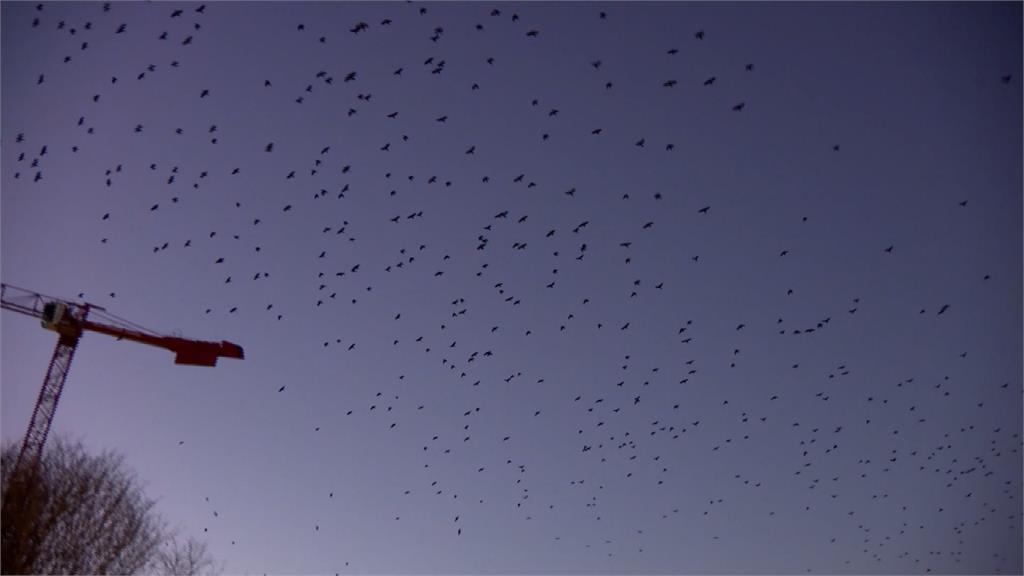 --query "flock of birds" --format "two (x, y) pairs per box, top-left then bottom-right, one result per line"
(4, 2), (1021, 574)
